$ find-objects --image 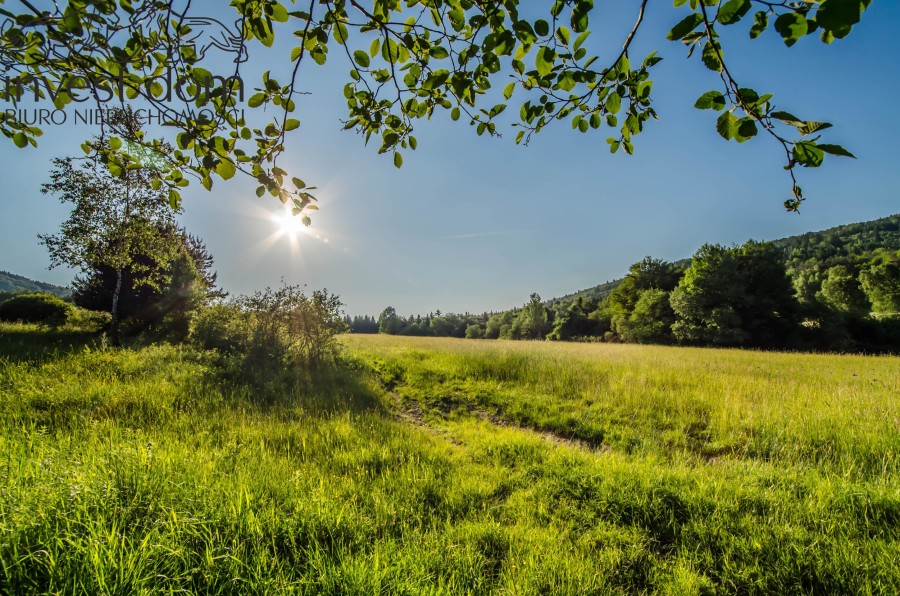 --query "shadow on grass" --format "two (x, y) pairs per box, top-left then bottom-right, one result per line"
(200, 353), (385, 417)
(0, 324), (104, 364)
